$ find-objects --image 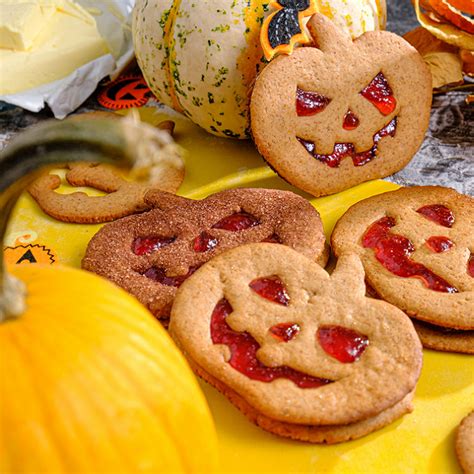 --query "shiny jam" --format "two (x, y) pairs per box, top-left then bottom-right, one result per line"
(296, 87), (330, 116)
(297, 117), (397, 168)
(211, 299), (332, 388)
(343, 110), (360, 130)
(132, 236), (175, 256)
(143, 265), (199, 287)
(362, 217), (458, 293)
(360, 73), (397, 116)
(212, 212), (260, 231)
(193, 231), (218, 253)
(249, 276), (290, 306)
(417, 204), (455, 228)
(317, 326), (369, 363)
(468, 255), (474, 278)
(425, 236), (454, 253)
(269, 323), (300, 342)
